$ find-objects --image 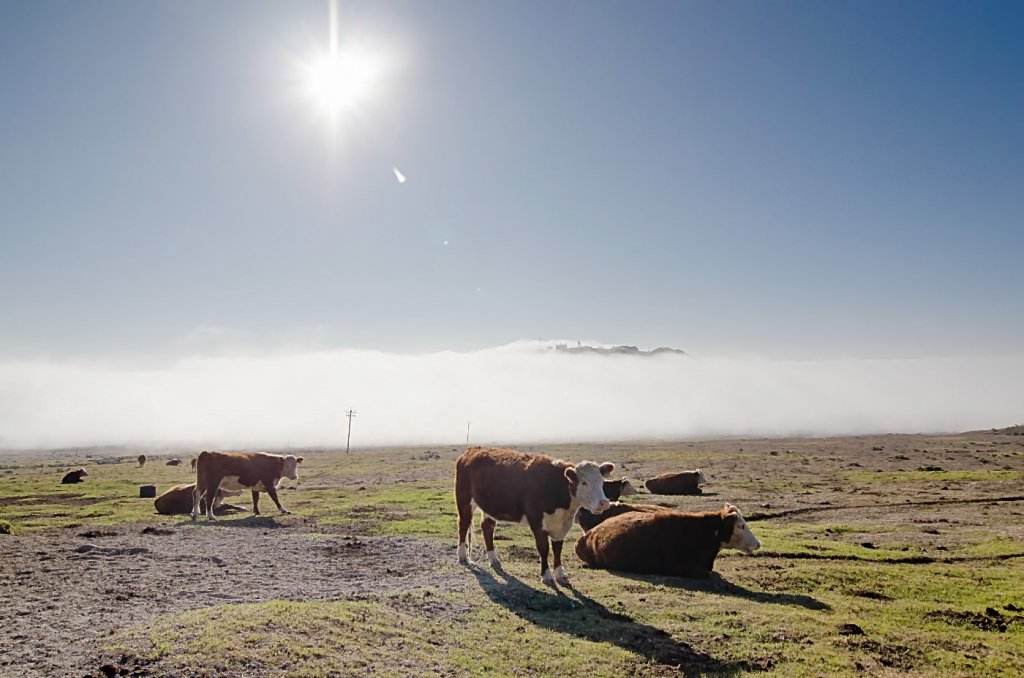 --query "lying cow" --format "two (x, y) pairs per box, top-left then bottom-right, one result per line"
(191, 451), (303, 521)
(154, 483), (246, 516)
(575, 504), (760, 579)
(576, 479), (639, 529)
(454, 445), (615, 586)
(166, 458), (181, 467)
(61, 468), (88, 484)
(578, 500), (666, 532)
(644, 469), (707, 495)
